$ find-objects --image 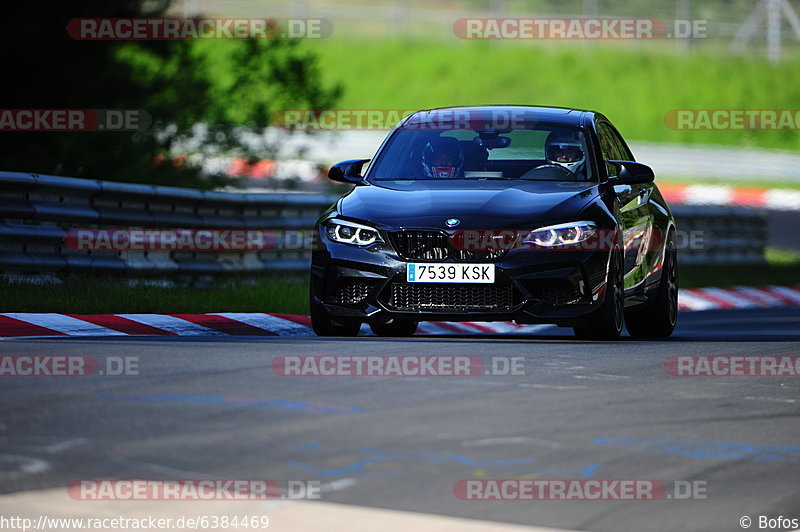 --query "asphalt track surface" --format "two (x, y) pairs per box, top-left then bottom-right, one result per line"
(1, 307), (799, 532)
